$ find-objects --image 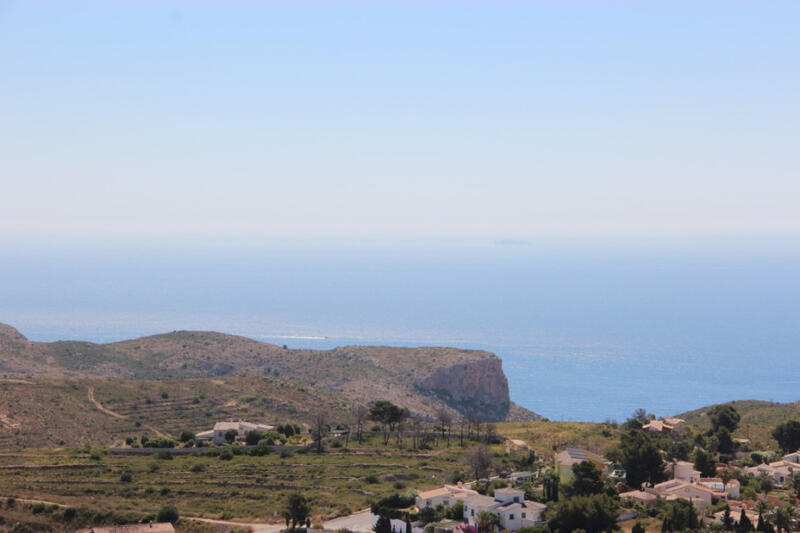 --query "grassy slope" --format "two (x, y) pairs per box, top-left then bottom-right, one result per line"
(679, 399), (800, 428)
